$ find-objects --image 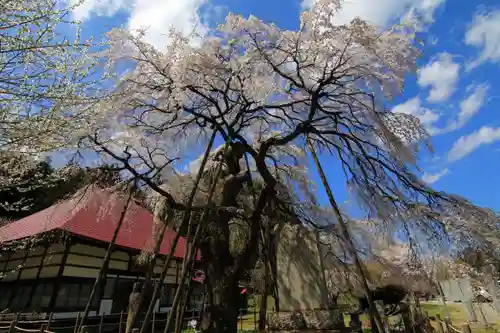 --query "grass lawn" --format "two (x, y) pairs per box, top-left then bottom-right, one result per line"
(421, 302), (500, 333)
(186, 300), (500, 333)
